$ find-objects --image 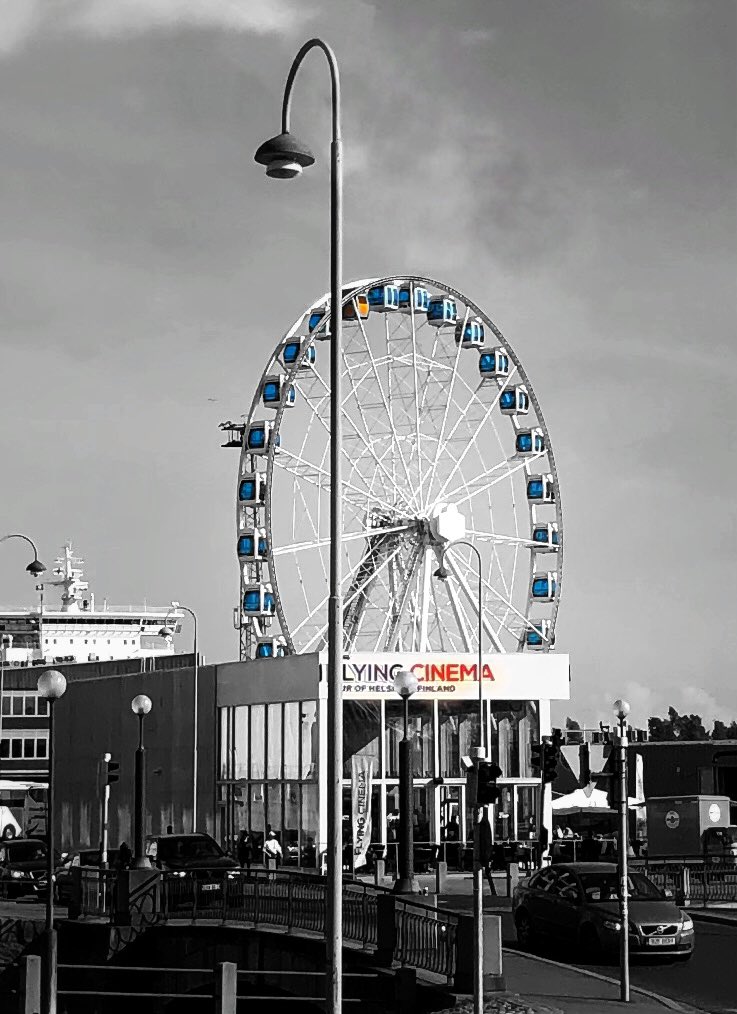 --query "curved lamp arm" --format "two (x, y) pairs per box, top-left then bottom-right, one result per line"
(1, 533), (43, 563)
(281, 38), (341, 142)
